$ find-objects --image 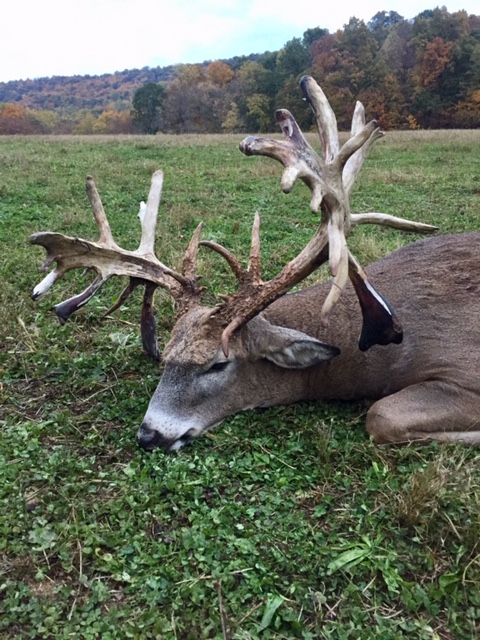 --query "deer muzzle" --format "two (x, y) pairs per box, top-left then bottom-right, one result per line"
(137, 423), (195, 452)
